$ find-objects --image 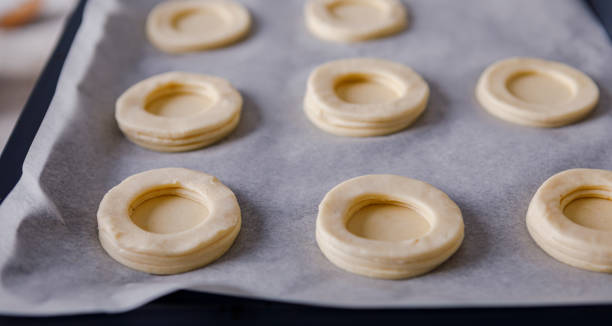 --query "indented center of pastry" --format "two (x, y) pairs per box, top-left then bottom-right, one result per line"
(335, 74), (400, 104)
(130, 188), (208, 234)
(506, 71), (573, 105)
(346, 203), (430, 241)
(327, 0), (384, 25)
(564, 197), (612, 231)
(145, 83), (213, 117)
(171, 8), (227, 36)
